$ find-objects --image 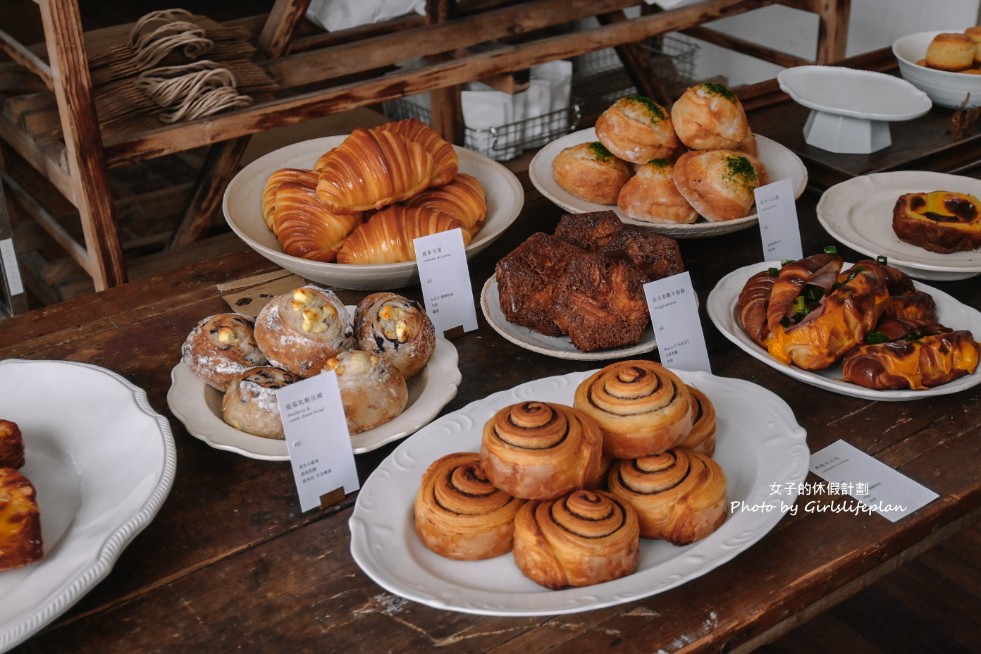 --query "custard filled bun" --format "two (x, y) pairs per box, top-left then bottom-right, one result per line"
(551, 141), (631, 205)
(673, 149), (768, 222)
(617, 159), (697, 224)
(594, 95), (680, 164)
(671, 83), (750, 150)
